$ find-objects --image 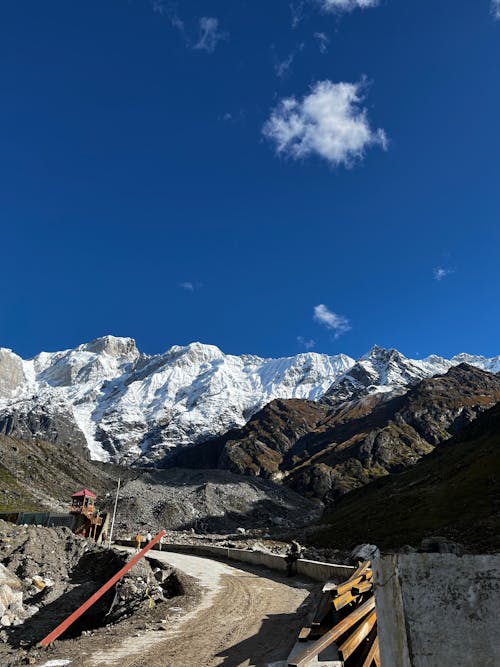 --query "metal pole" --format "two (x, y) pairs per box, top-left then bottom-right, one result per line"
(108, 478), (121, 549)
